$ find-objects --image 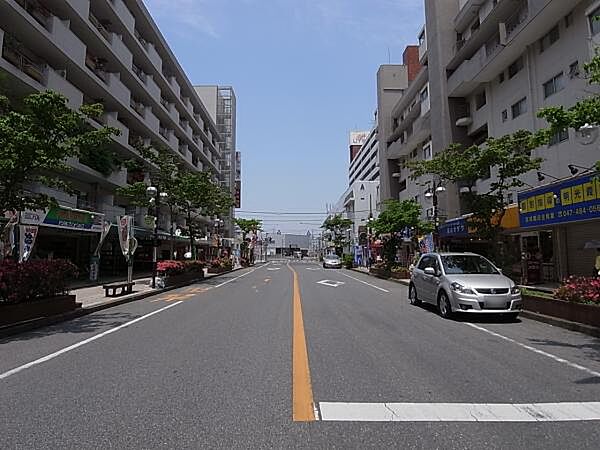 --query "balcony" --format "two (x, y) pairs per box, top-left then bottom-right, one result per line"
(45, 68), (83, 109)
(131, 62), (146, 83)
(504, 3), (529, 40)
(85, 53), (108, 83)
(145, 74), (161, 100)
(179, 143), (189, 156)
(108, 0), (135, 33)
(159, 125), (169, 140)
(108, 32), (133, 68)
(160, 95), (171, 111)
(47, 15), (86, 64)
(89, 12), (111, 42)
(106, 72), (131, 106)
(146, 43), (163, 72)
(1, 35), (45, 84)
(15, 0), (52, 30)
(130, 98), (146, 117)
(102, 112), (129, 147)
